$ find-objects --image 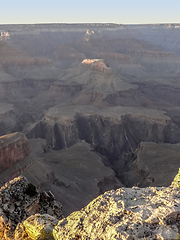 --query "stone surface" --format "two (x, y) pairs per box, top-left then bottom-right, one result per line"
(1, 173), (180, 240)
(171, 168), (180, 188)
(15, 214), (58, 240)
(53, 185), (180, 240)
(0, 176), (62, 240)
(0, 132), (31, 173)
